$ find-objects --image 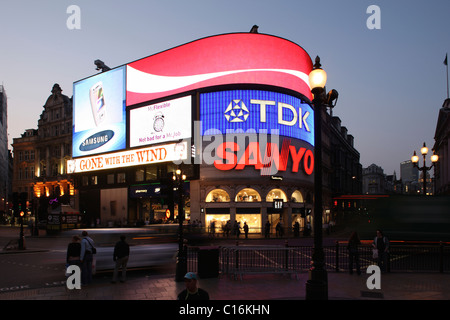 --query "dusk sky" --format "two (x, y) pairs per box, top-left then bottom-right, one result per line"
(1, 0), (449, 176)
